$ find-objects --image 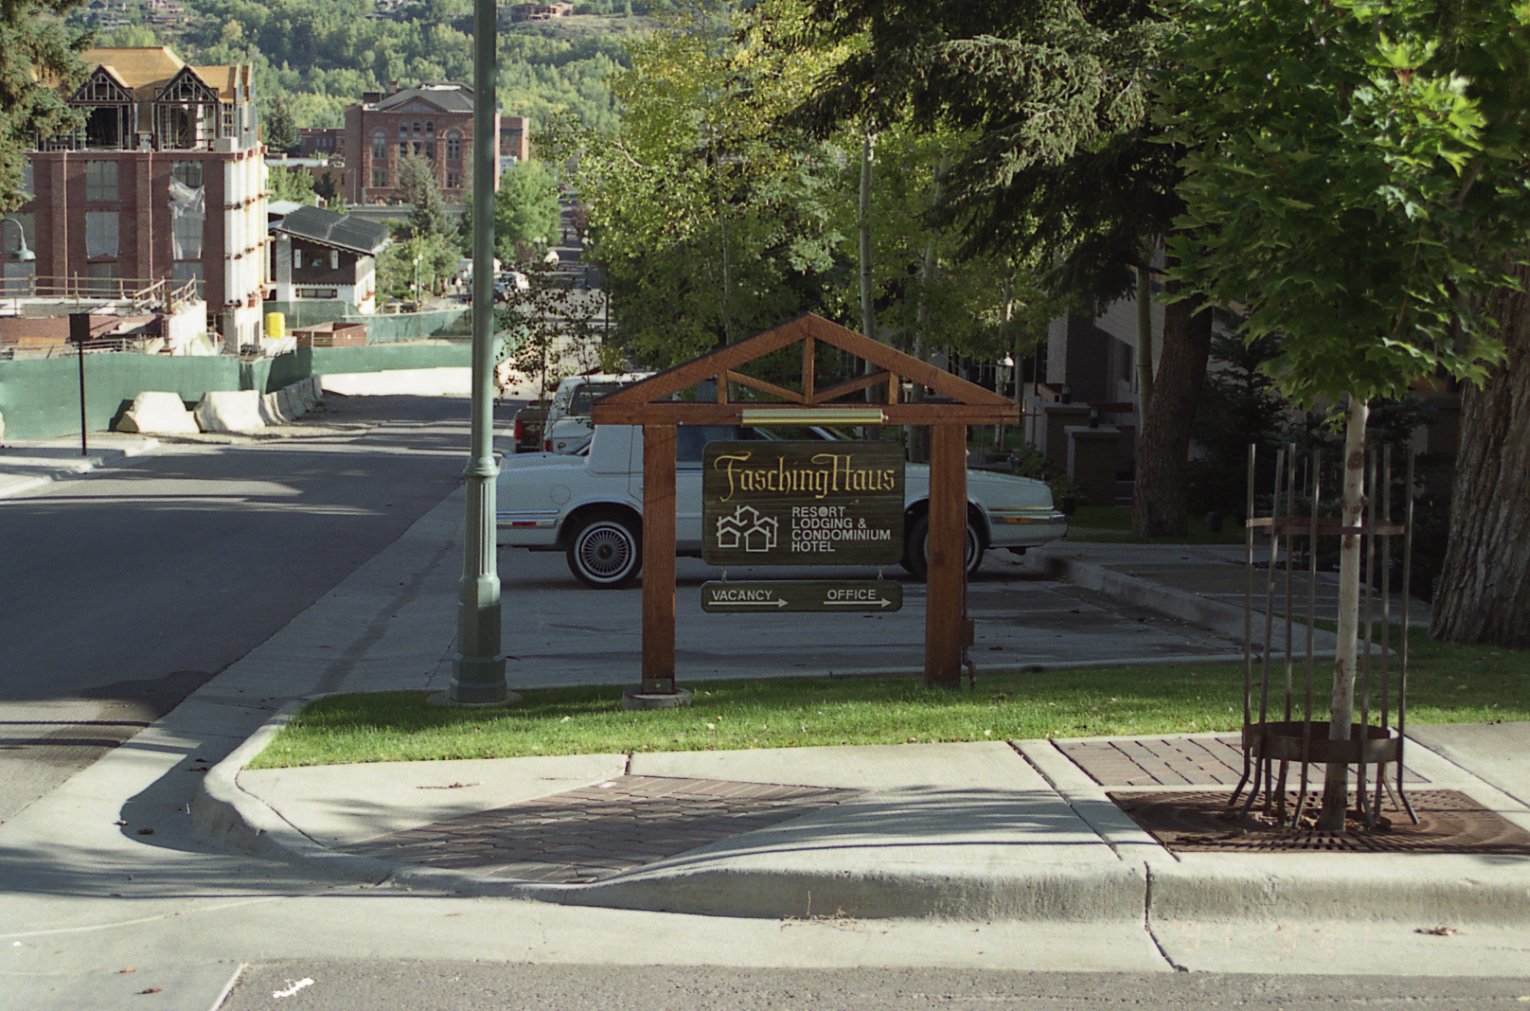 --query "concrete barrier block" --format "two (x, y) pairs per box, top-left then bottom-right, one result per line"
(295, 382), (317, 412)
(258, 392), (288, 427)
(278, 386), (305, 420)
(117, 391), (199, 435)
(194, 390), (266, 434)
